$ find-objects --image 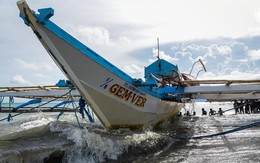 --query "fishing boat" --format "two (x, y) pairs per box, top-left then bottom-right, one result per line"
(16, 0), (189, 129)
(16, 0), (260, 129)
